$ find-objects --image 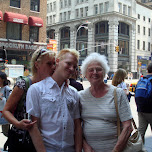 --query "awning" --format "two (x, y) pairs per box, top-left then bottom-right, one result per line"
(0, 11), (3, 21)
(4, 12), (28, 24)
(29, 16), (43, 27)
